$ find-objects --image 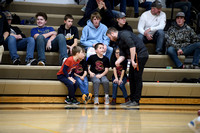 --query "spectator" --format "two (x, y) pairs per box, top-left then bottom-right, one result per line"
(3, 11), (37, 65)
(87, 43), (110, 105)
(0, 11), (9, 63)
(107, 27), (149, 106)
(166, 0), (191, 24)
(57, 46), (85, 105)
(78, 0), (114, 27)
(138, 0), (166, 55)
(74, 58), (93, 104)
(31, 12), (68, 66)
(58, 14), (79, 56)
(80, 12), (113, 60)
(165, 12), (200, 69)
(110, 48), (129, 105)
